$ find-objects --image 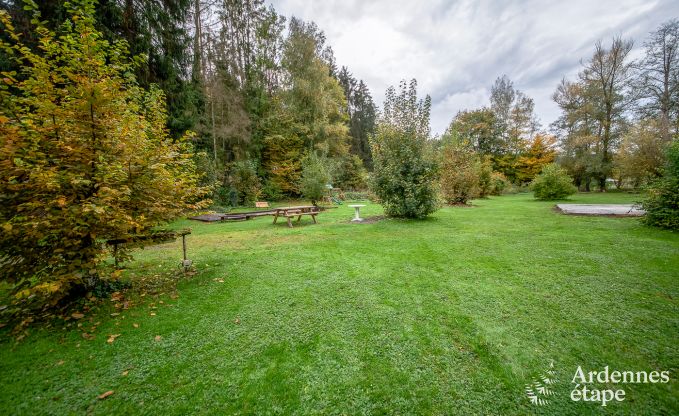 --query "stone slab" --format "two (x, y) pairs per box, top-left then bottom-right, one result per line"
(555, 204), (645, 216)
